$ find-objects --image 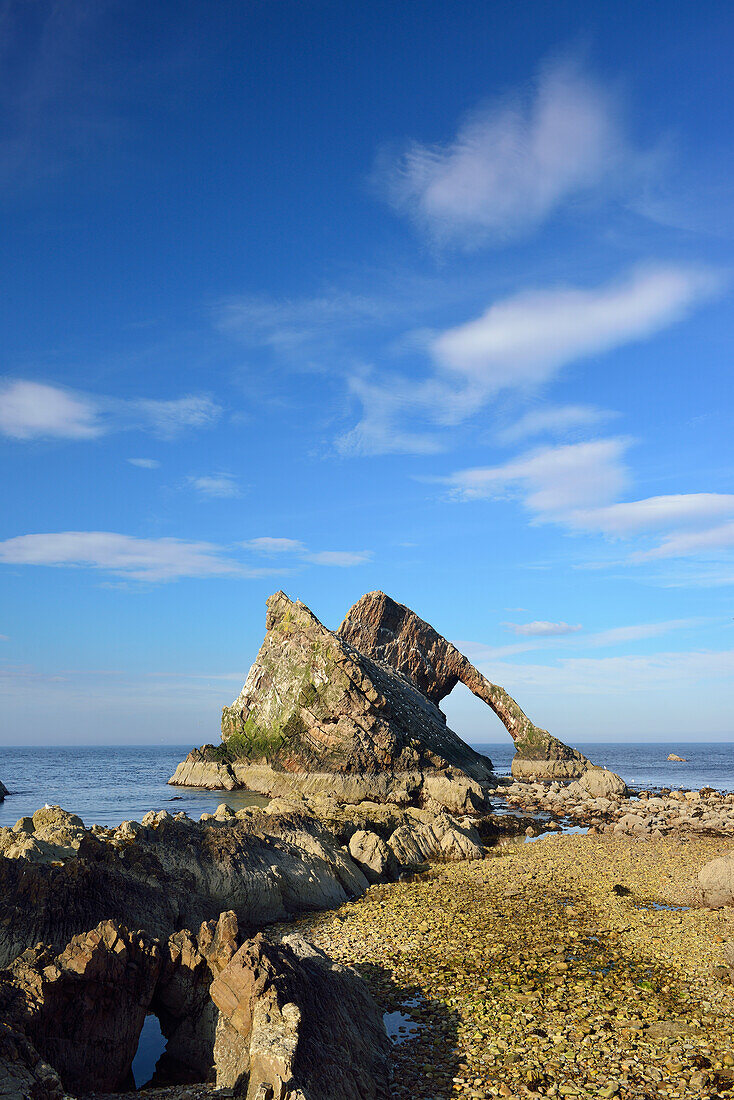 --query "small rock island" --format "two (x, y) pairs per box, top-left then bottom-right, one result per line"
(170, 590), (592, 801)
